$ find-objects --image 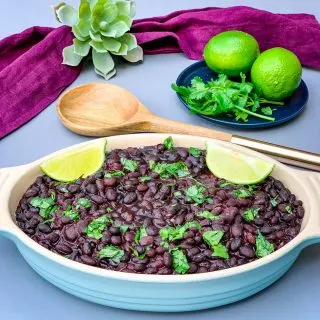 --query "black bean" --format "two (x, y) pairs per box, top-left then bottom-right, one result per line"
(230, 238), (241, 251)
(106, 188), (117, 201)
(80, 255), (97, 266)
(55, 243), (73, 255)
(38, 223), (52, 234)
(140, 236), (154, 246)
(111, 236), (122, 245)
(239, 245), (255, 258)
(123, 192), (137, 204)
(231, 224), (243, 237)
(260, 226), (273, 235)
(25, 188), (38, 198)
